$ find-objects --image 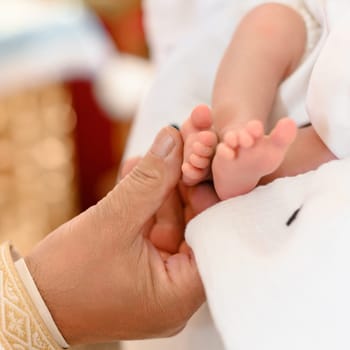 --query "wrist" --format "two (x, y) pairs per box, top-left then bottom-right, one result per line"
(24, 224), (80, 345)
